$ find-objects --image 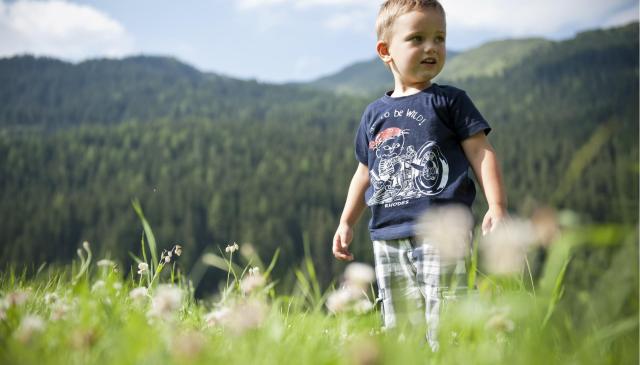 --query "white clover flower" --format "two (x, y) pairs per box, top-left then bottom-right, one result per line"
(240, 274), (266, 295)
(148, 285), (183, 318)
(352, 299), (374, 314)
(50, 302), (70, 321)
(326, 287), (356, 314)
(44, 292), (59, 305)
(173, 245), (183, 257)
(113, 282), (123, 291)
(415, 204), (474, 264)
(224, 300), (268, 335)
(97, 259), (116, 268)
(481, 218), (537, 275)
(137, 262), (149, 275)
(129, 287), (149, 305)
(531, 206), (560, 246)
(91, 280), (106, 293)
(225, 242), (239, 254)
(14, 315), (45, 343)
(6, 290), (30, 307)
(170, 330), (206, 361)
(248, 267), (260, 276)
(344, 262), (375, 290)
(204, 307), (231, 328)
(485, 307), (515, 333)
